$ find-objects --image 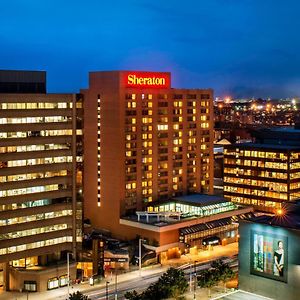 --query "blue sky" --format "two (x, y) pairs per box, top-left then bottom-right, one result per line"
(0, 0), (299, 98)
